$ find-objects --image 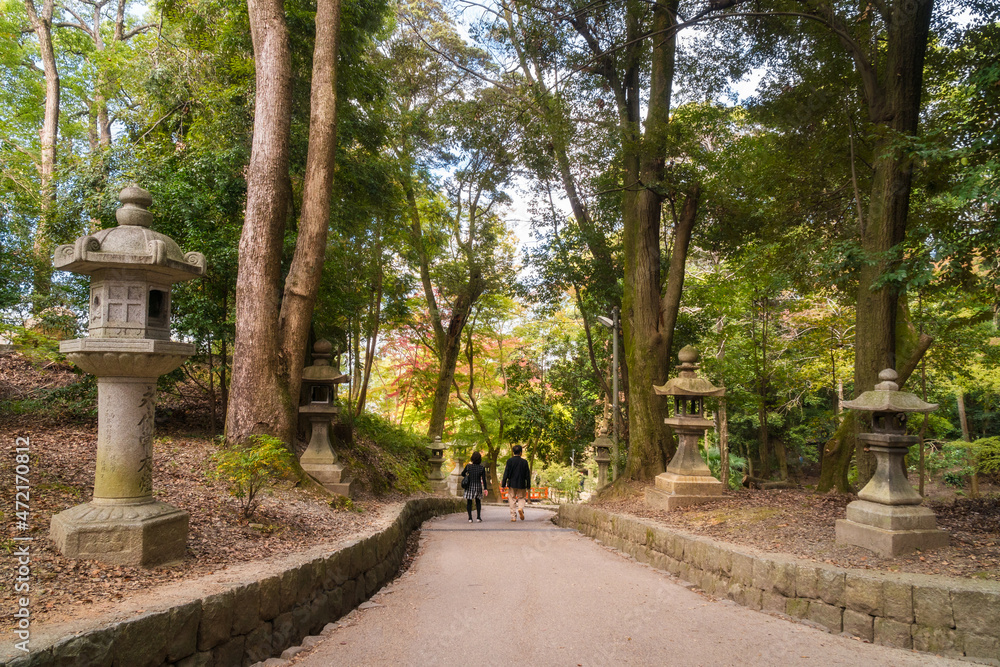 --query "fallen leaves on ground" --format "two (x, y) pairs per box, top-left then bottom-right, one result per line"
(593, 481), (1000, 581)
